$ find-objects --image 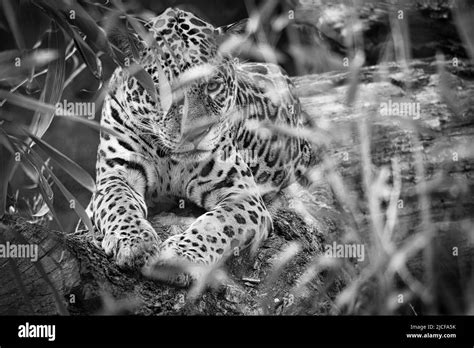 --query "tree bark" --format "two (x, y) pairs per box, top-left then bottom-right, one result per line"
(291, 0), (471, 68)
